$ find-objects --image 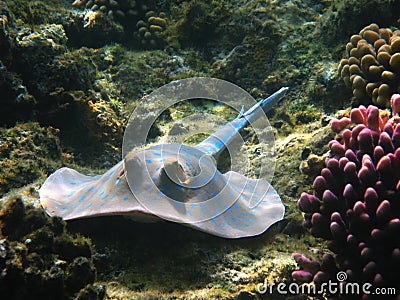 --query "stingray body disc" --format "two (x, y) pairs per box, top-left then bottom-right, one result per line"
(125, 143), (245, 223)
